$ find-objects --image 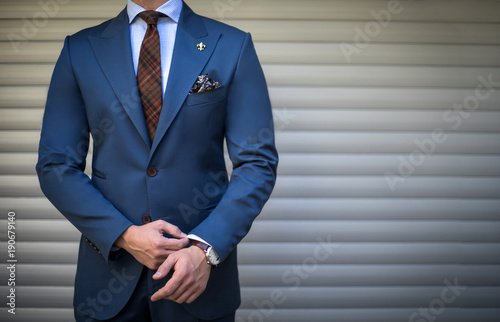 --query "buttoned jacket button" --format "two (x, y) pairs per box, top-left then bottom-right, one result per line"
(142, 215), (152, 224)
(147, 167), (157, 177)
